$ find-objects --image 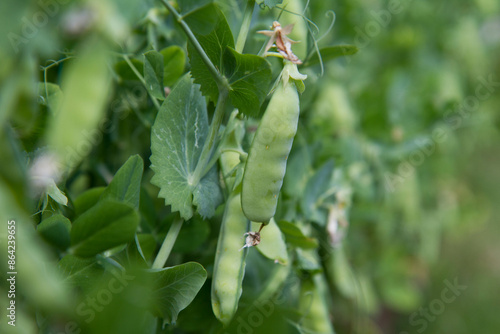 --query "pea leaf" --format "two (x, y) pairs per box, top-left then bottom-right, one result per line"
(114, 58), (144, 81)
(149, 262), (207, 325)
(144, 50), (166, 100)
(70, 200), (140, 257)
(277, 220), (319, 249)
(73, 186), (106, 217)
(160, 45), (186, 86)
(37, 214), (71, 250)
(186, 5), (272, 117)
(223, 47), (272, 117)
(304, 45), (359, 66)
(150, 75), (222, 220)
(45, 179), (68, 206)
(301, 160), (335, 225)
(58, 254), (104, 290)
(100, 155), (144, 209)
(186, 5), (234, 103)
